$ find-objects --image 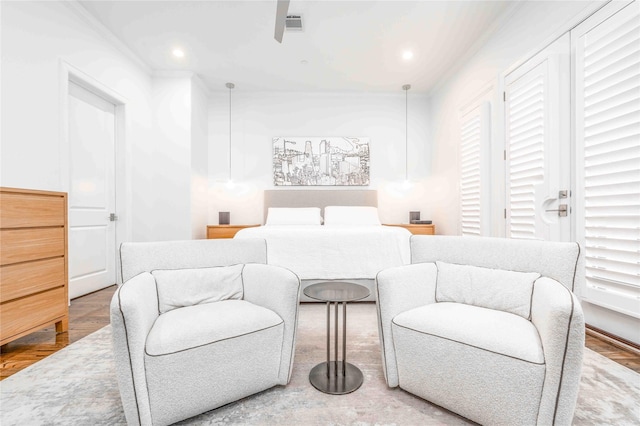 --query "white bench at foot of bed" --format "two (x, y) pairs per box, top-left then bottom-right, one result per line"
(234, 225), (411, 302)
